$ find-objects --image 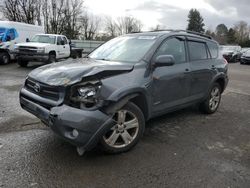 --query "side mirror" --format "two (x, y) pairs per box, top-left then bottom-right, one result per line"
(154, 55), (175, 67)
(69, 40), (72, 45)
(26, 38), (30, 42)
